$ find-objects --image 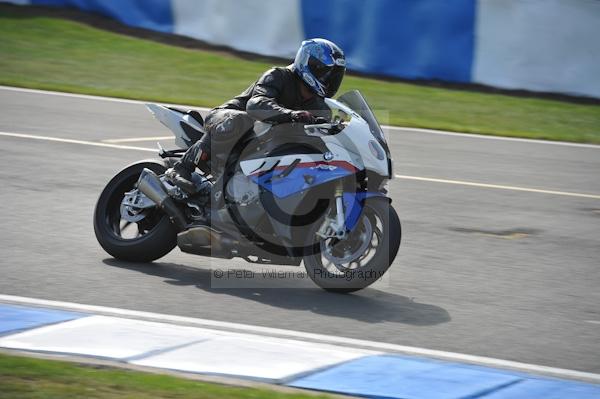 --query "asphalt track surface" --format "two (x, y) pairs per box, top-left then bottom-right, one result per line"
(1, 87), (599, 374)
